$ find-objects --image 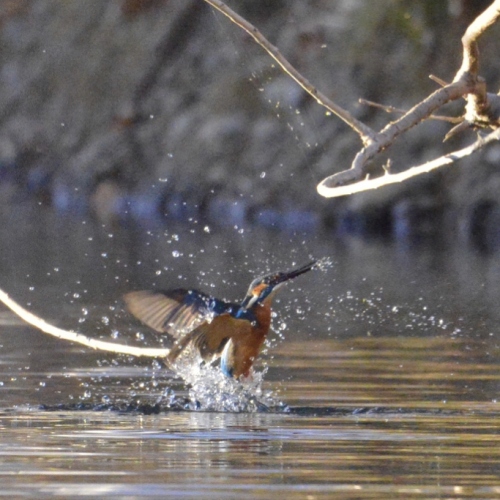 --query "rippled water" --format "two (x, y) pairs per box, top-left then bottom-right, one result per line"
(1, 204), (500, 498)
